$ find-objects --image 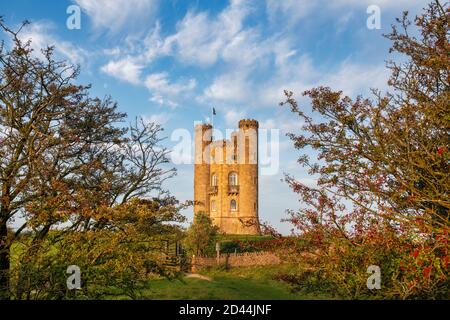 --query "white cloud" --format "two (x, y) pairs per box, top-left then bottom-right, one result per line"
(259, 116), (302, 134)
(19, 21), (88, 65)
(102, 47), (122, 56)
(161, 0), (252, 66)
(202, 71), (250, 103)
(96, 0), (391, 112)
(74, 0), (159, 33)
(224, 108), (246, 128)
(199, 36), (308, 106)
(202, 50), (388, 109)
(142, 112), (171, 125)
(145, 72), (197, 108)
(325, 61), (389, 97)
(331, 0), (428, 9)
(267, 0), (429, 23)
(200, 53), (317, 108)
(144, 72), (196, 95)
(100, 57), (143, 84)
(100, 60), (197, 107)
(99, 0), (274, 106)
(257, 55), (389, 108)
(266, 0), (317, 24)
